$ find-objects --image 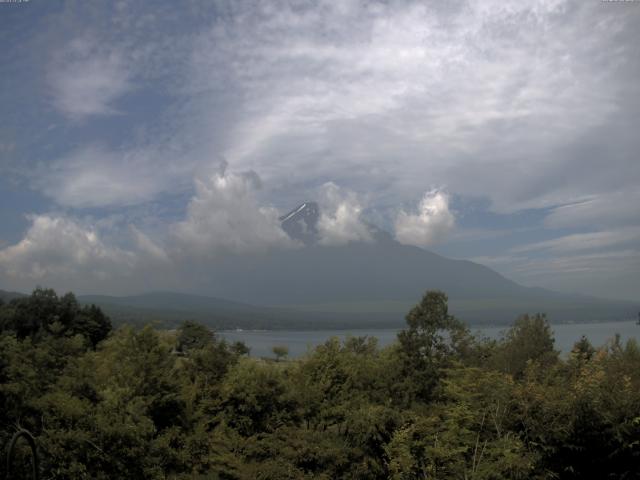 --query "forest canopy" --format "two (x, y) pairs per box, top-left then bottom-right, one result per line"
(1, 289), (639, 479)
